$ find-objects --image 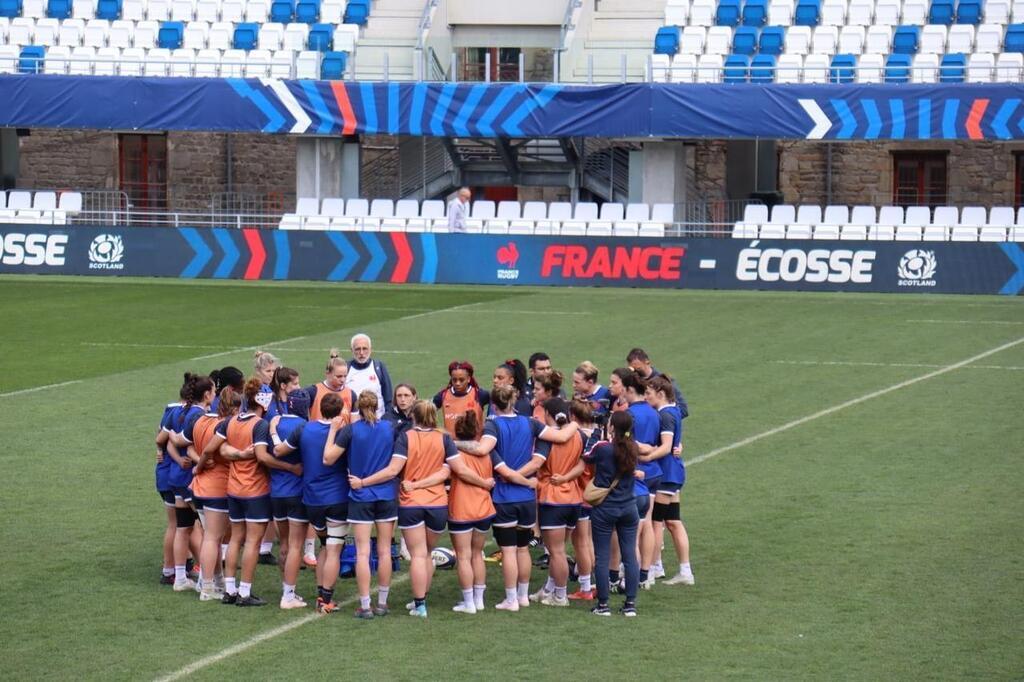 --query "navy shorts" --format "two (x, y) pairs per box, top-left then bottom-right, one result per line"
(172, 486), (193, 503)
(347, 499), (399, 524)
(539, 504), (581, 530)
(194, 496), (229, 513)
(398, 506), (447, 532)
(306, 503), (348, 532)
(272, 496), (308, 523)
(578, 505), (592, 522)
(657, 482), (683, 495)
(158, 489), (175, 507)
(494, 500), (537, 529)
(228, 495), (272, 523)
(645, 478), (662, 495)
(448, 516), (494, 534)
(635, 494), (651, 519)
